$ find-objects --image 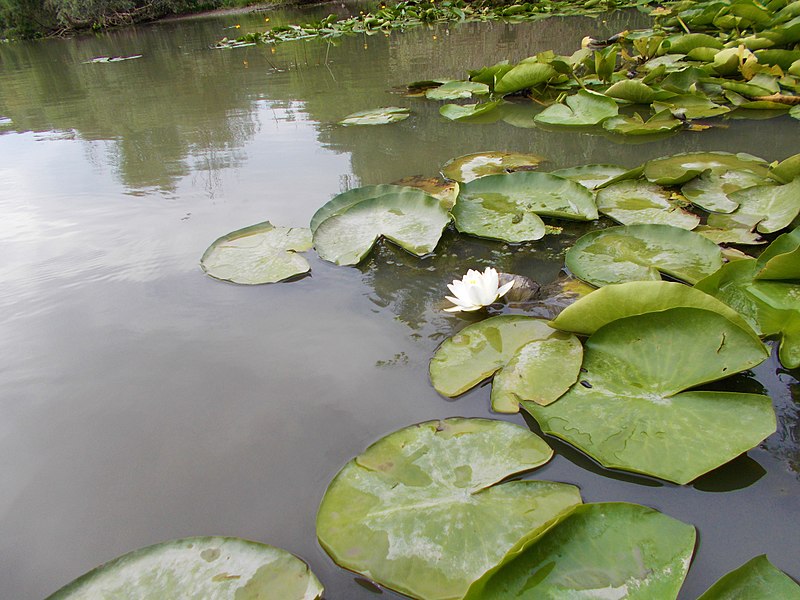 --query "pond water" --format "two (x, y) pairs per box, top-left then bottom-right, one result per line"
(0, 5), (798, 599)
